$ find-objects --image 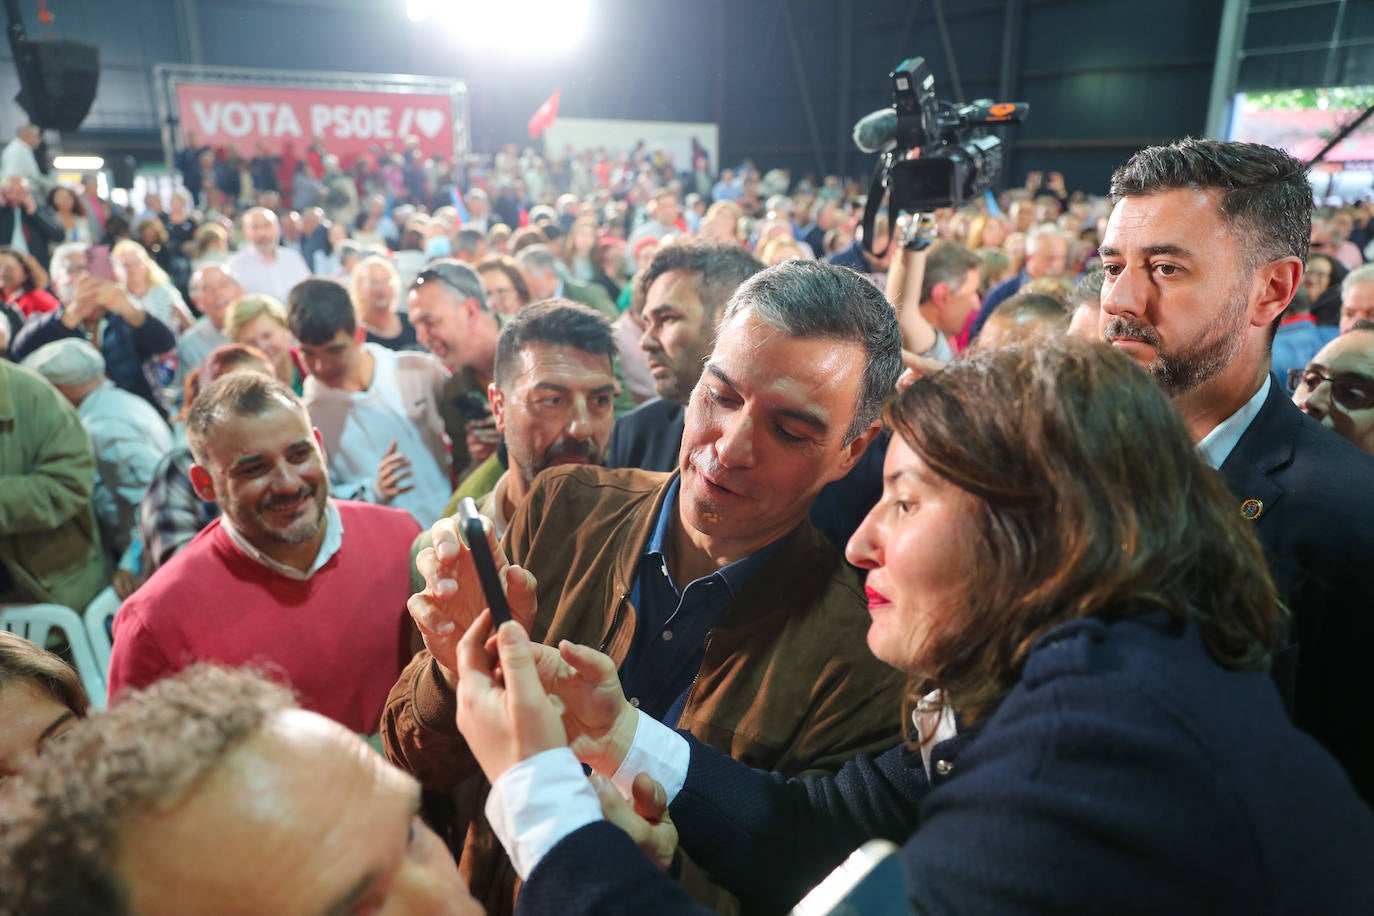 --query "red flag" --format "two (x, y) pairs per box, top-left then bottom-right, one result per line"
(527, 91), (560, 140)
